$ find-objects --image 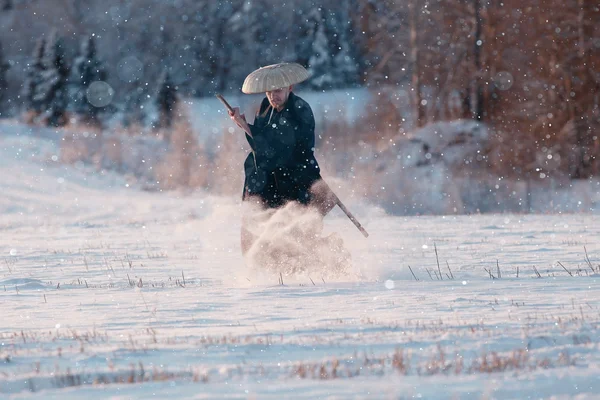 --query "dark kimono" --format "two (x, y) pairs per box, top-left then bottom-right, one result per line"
(242, 92), (321, 208)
